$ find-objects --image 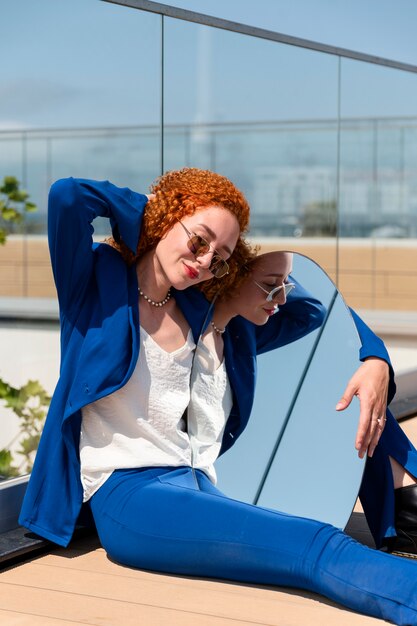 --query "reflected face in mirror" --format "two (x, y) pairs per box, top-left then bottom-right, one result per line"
(218, 251), (294, 326)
